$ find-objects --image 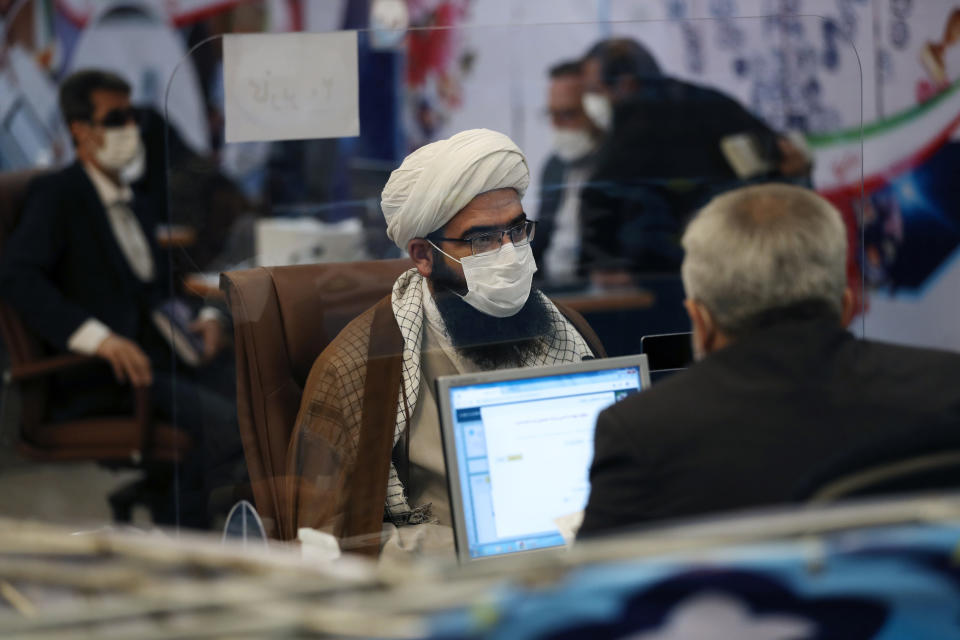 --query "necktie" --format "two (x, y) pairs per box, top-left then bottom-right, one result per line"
(107, 199), (155, 282)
